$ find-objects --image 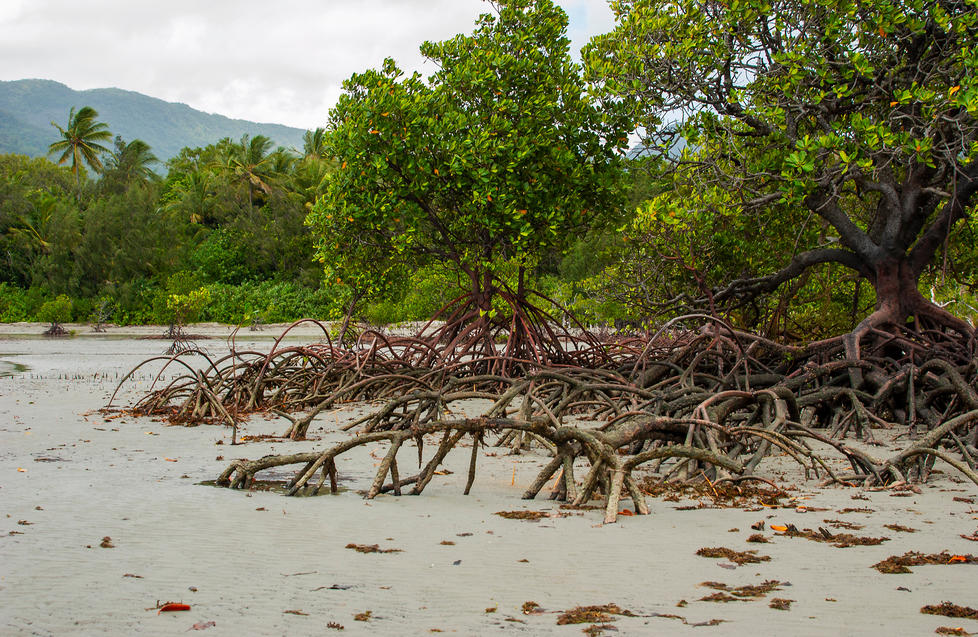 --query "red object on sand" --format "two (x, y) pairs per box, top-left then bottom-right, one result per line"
(158, 603), (191, 614)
